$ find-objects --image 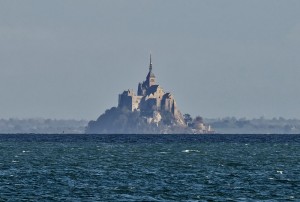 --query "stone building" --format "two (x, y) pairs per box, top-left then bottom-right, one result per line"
(118, 89), (142, 112)
(118, 55), (185, 125)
